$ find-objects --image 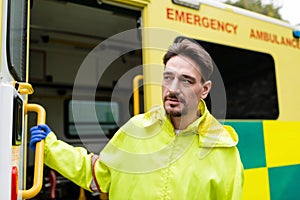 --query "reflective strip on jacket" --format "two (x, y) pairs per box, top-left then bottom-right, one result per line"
(44, 99), (244, 199)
